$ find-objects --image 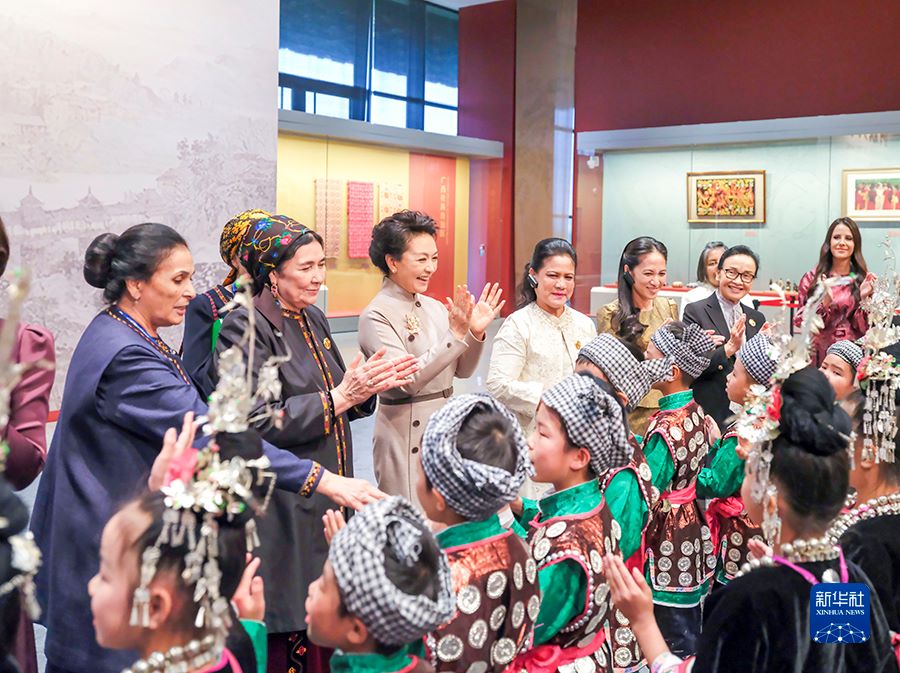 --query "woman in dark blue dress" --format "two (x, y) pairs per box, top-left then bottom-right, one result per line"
(30, 223), (385, 673)
(181, 209), (270, 398)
